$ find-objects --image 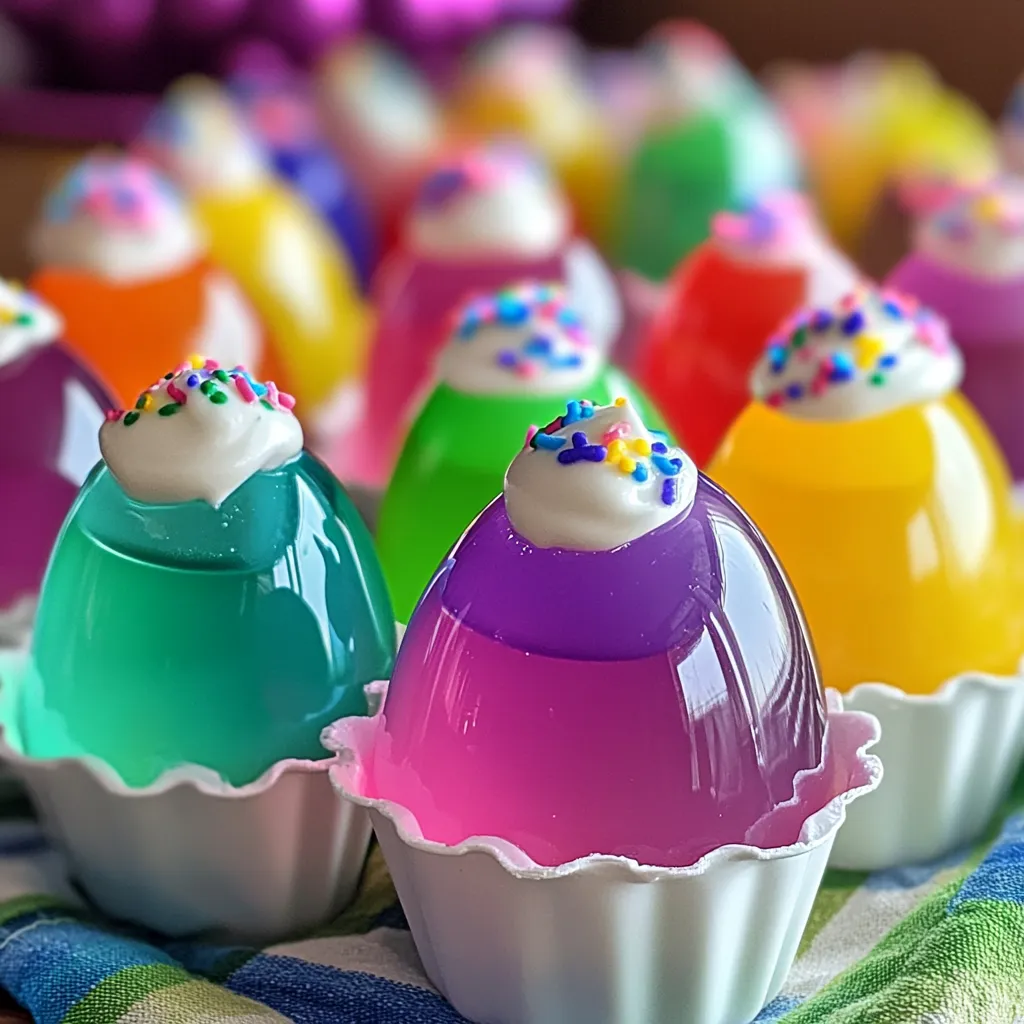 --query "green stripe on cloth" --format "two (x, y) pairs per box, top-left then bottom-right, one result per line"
(61, 964), (191, 1024)
(0, 896), (71, 926)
